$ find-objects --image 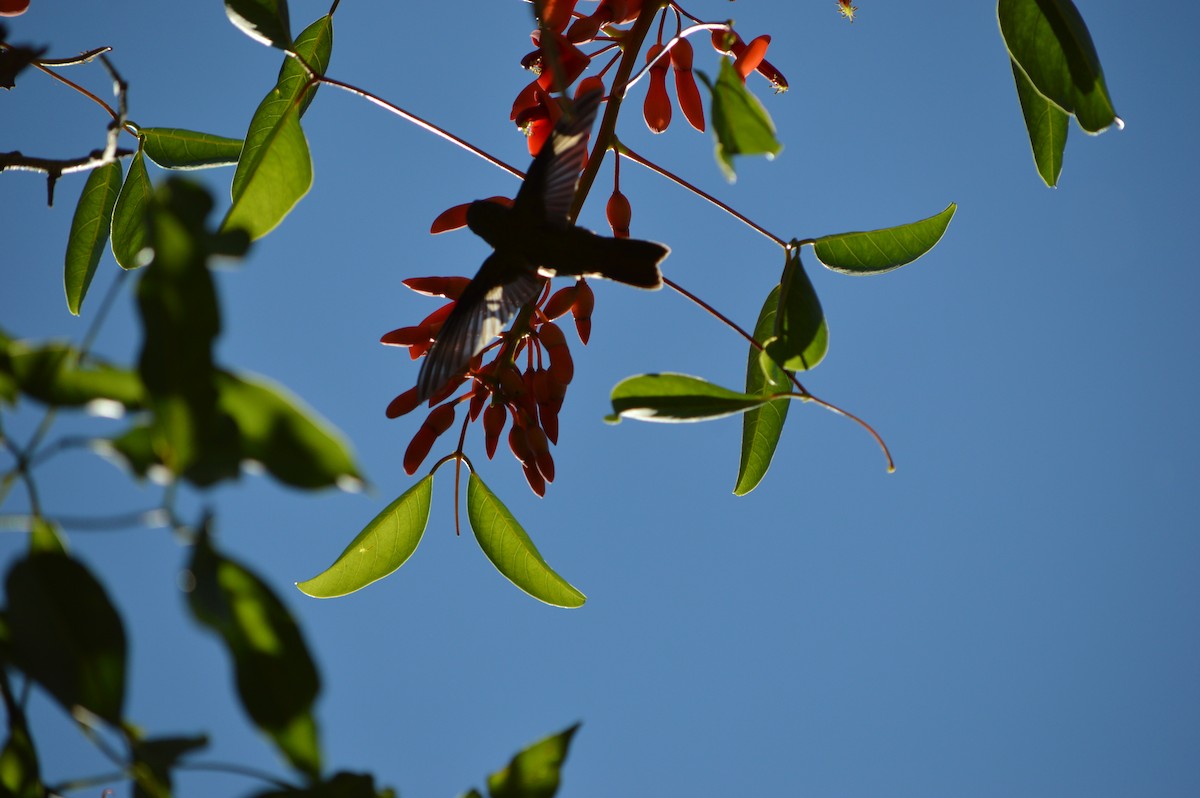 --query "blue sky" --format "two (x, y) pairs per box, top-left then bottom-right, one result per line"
(3, 1), (1199, 796)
